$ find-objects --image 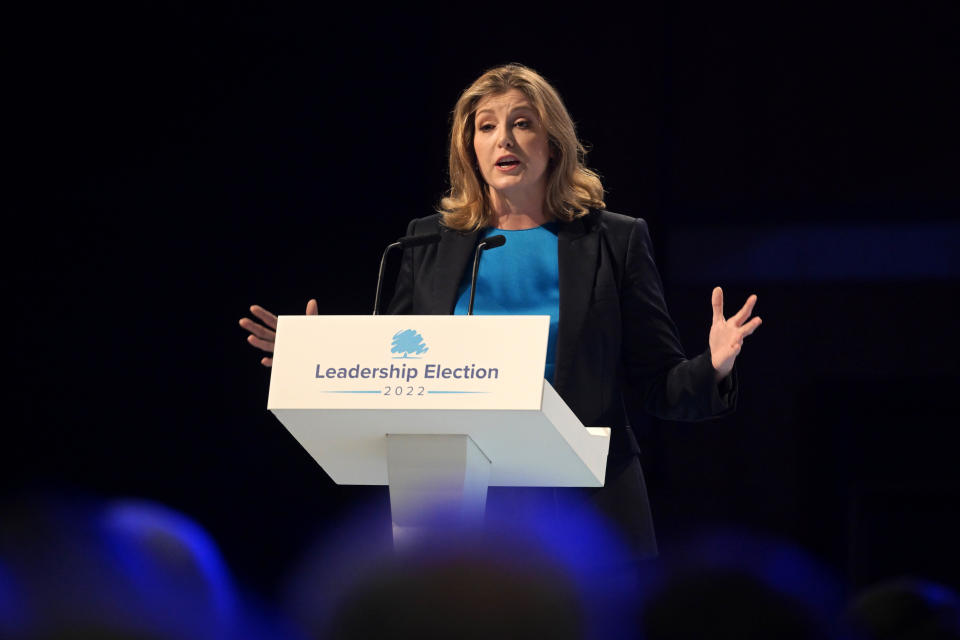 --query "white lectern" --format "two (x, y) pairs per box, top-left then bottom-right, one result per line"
(268, 315), (610, 545)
